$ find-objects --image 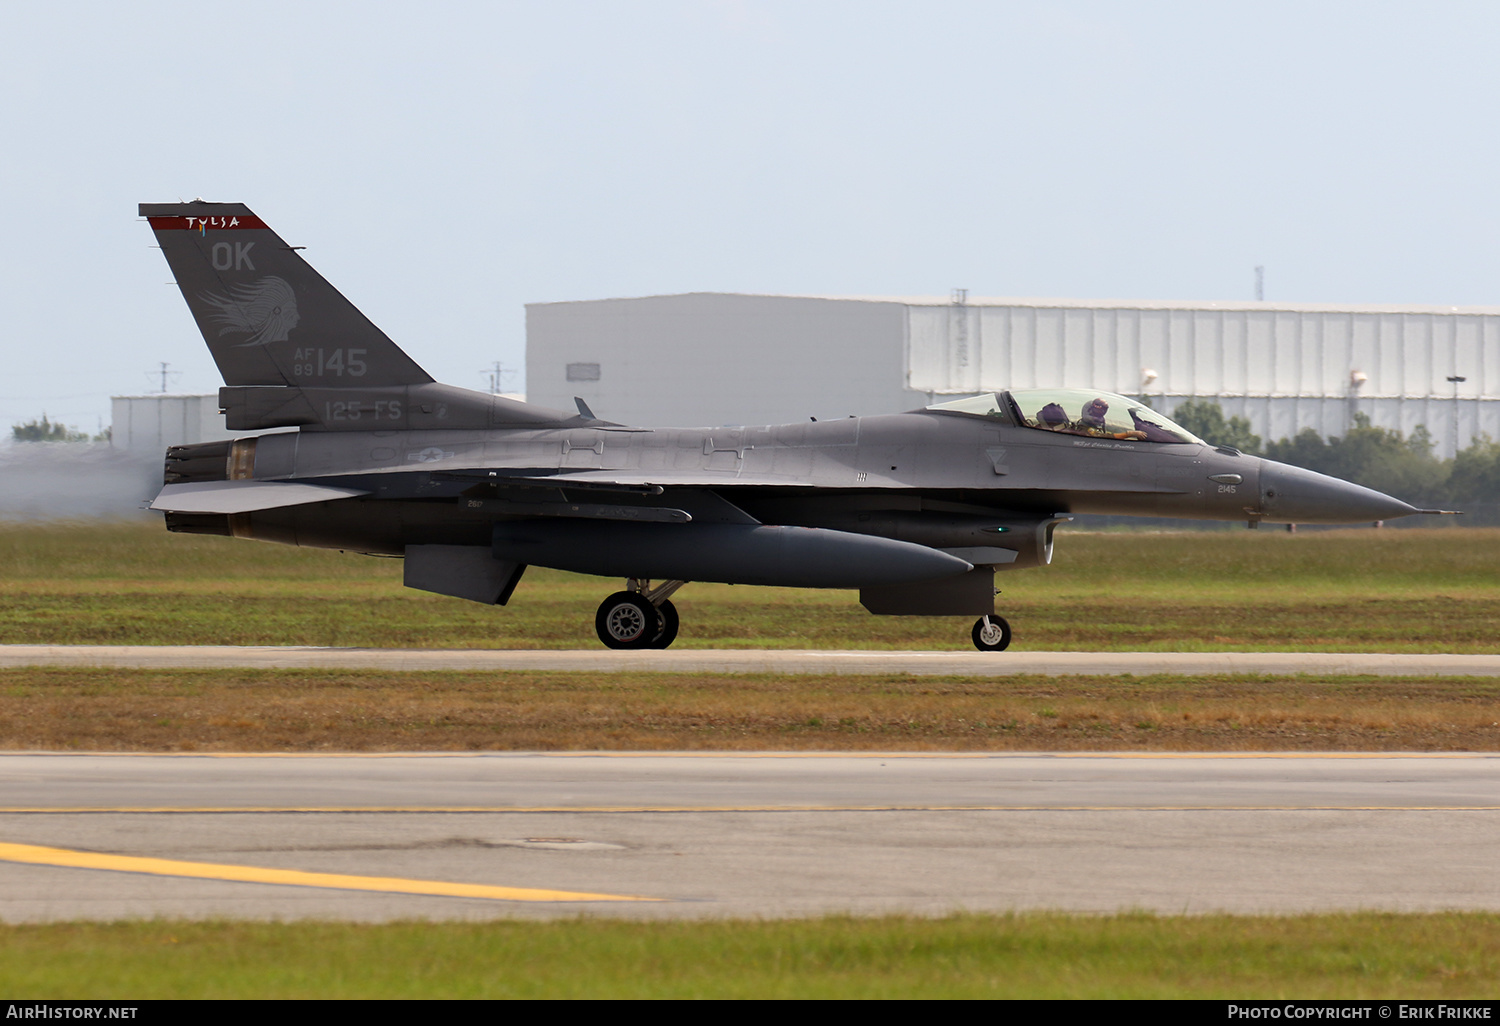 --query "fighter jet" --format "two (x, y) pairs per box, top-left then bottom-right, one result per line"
(141, 201), (1454, 651)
